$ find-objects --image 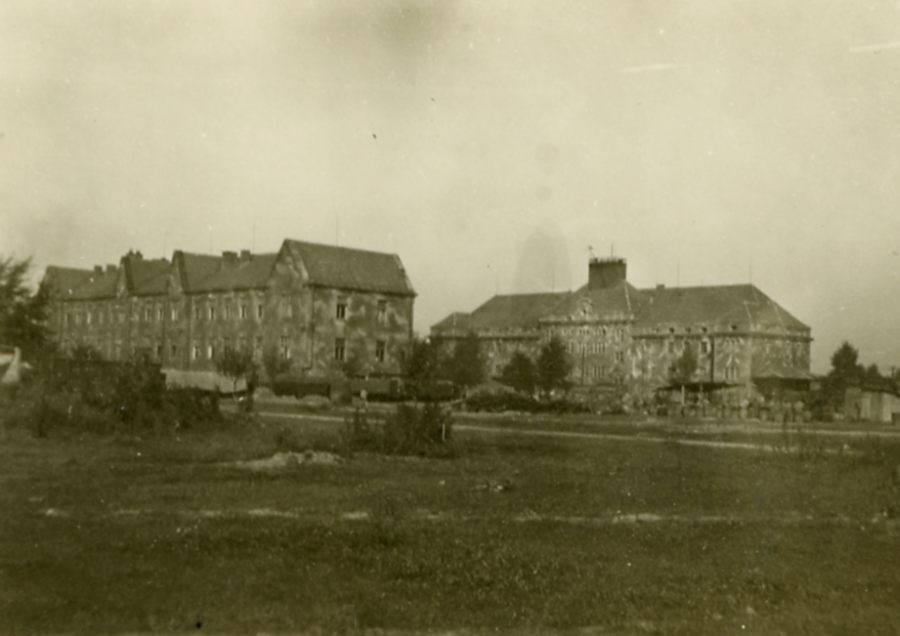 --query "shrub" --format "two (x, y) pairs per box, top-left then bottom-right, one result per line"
(462, 392), (590, 415)
(0, 357), (222, 436)
(342, 403), (455, 457)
